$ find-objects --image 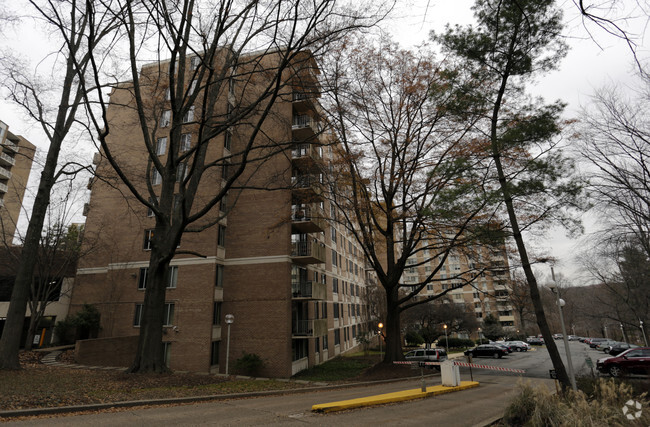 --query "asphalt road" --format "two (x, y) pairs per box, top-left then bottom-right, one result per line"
(6, 343), (601, 426)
